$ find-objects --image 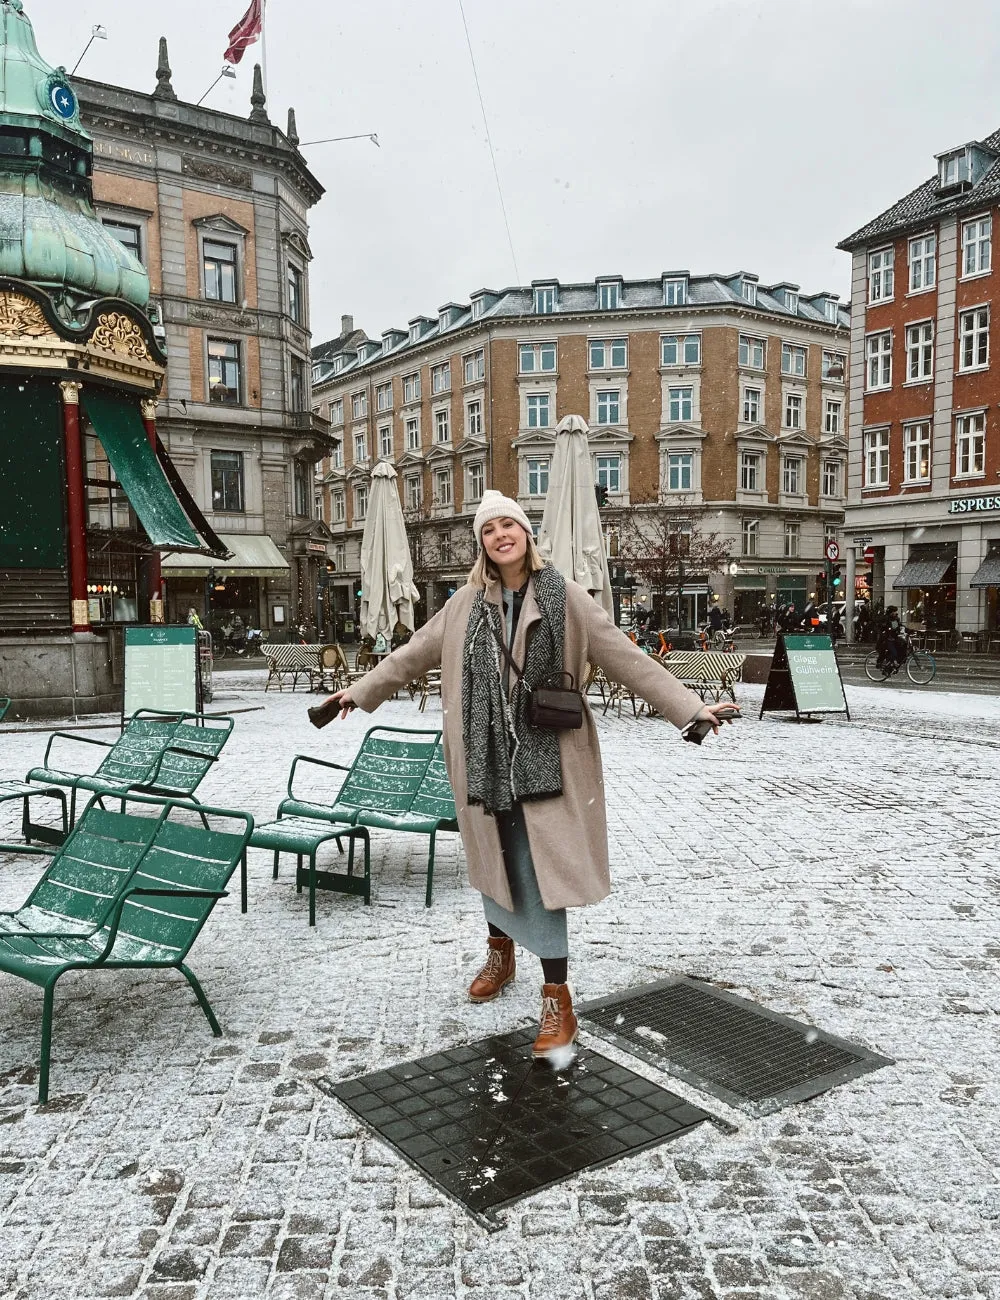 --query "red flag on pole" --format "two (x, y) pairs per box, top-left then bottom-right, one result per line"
(224, 0), (263, 65)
